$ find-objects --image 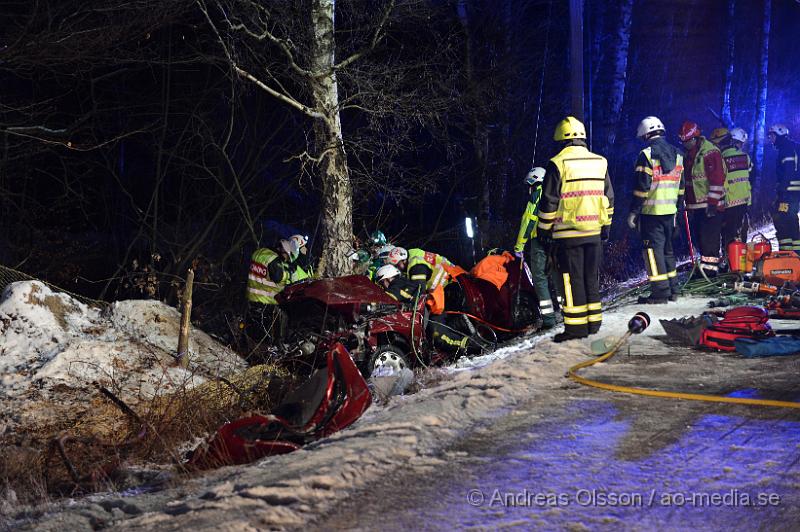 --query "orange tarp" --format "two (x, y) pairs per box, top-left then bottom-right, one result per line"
(470, 252), (514, 290)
